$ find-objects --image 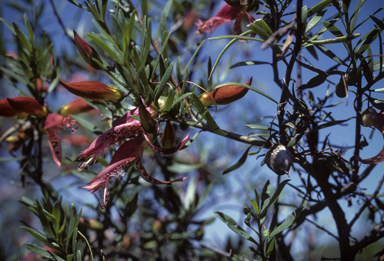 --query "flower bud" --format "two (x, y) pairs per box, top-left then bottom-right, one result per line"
(199, 77), (252, 107)
(58, 98), (95, 116)
(73, 30), (103, 69)
(265, 144), (292, 176)
(161, 120), (176, 149)
(138, 98), (156, 134)
(361, 108), (377, 127)
(0, 99), (28, 118)
(59, 80), (123, 102)
(7, 96), (47, 118)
